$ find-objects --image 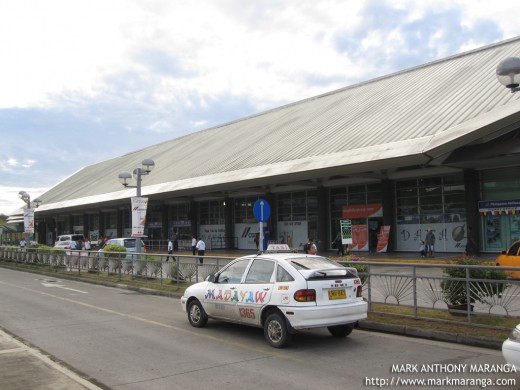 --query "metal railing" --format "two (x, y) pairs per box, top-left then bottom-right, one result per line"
(1, 246), (519, 326)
